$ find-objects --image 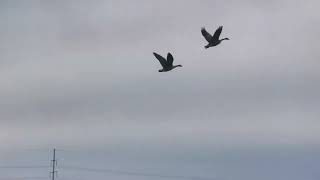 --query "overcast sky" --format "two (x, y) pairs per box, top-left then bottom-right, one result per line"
(1, 0), (320, 180)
